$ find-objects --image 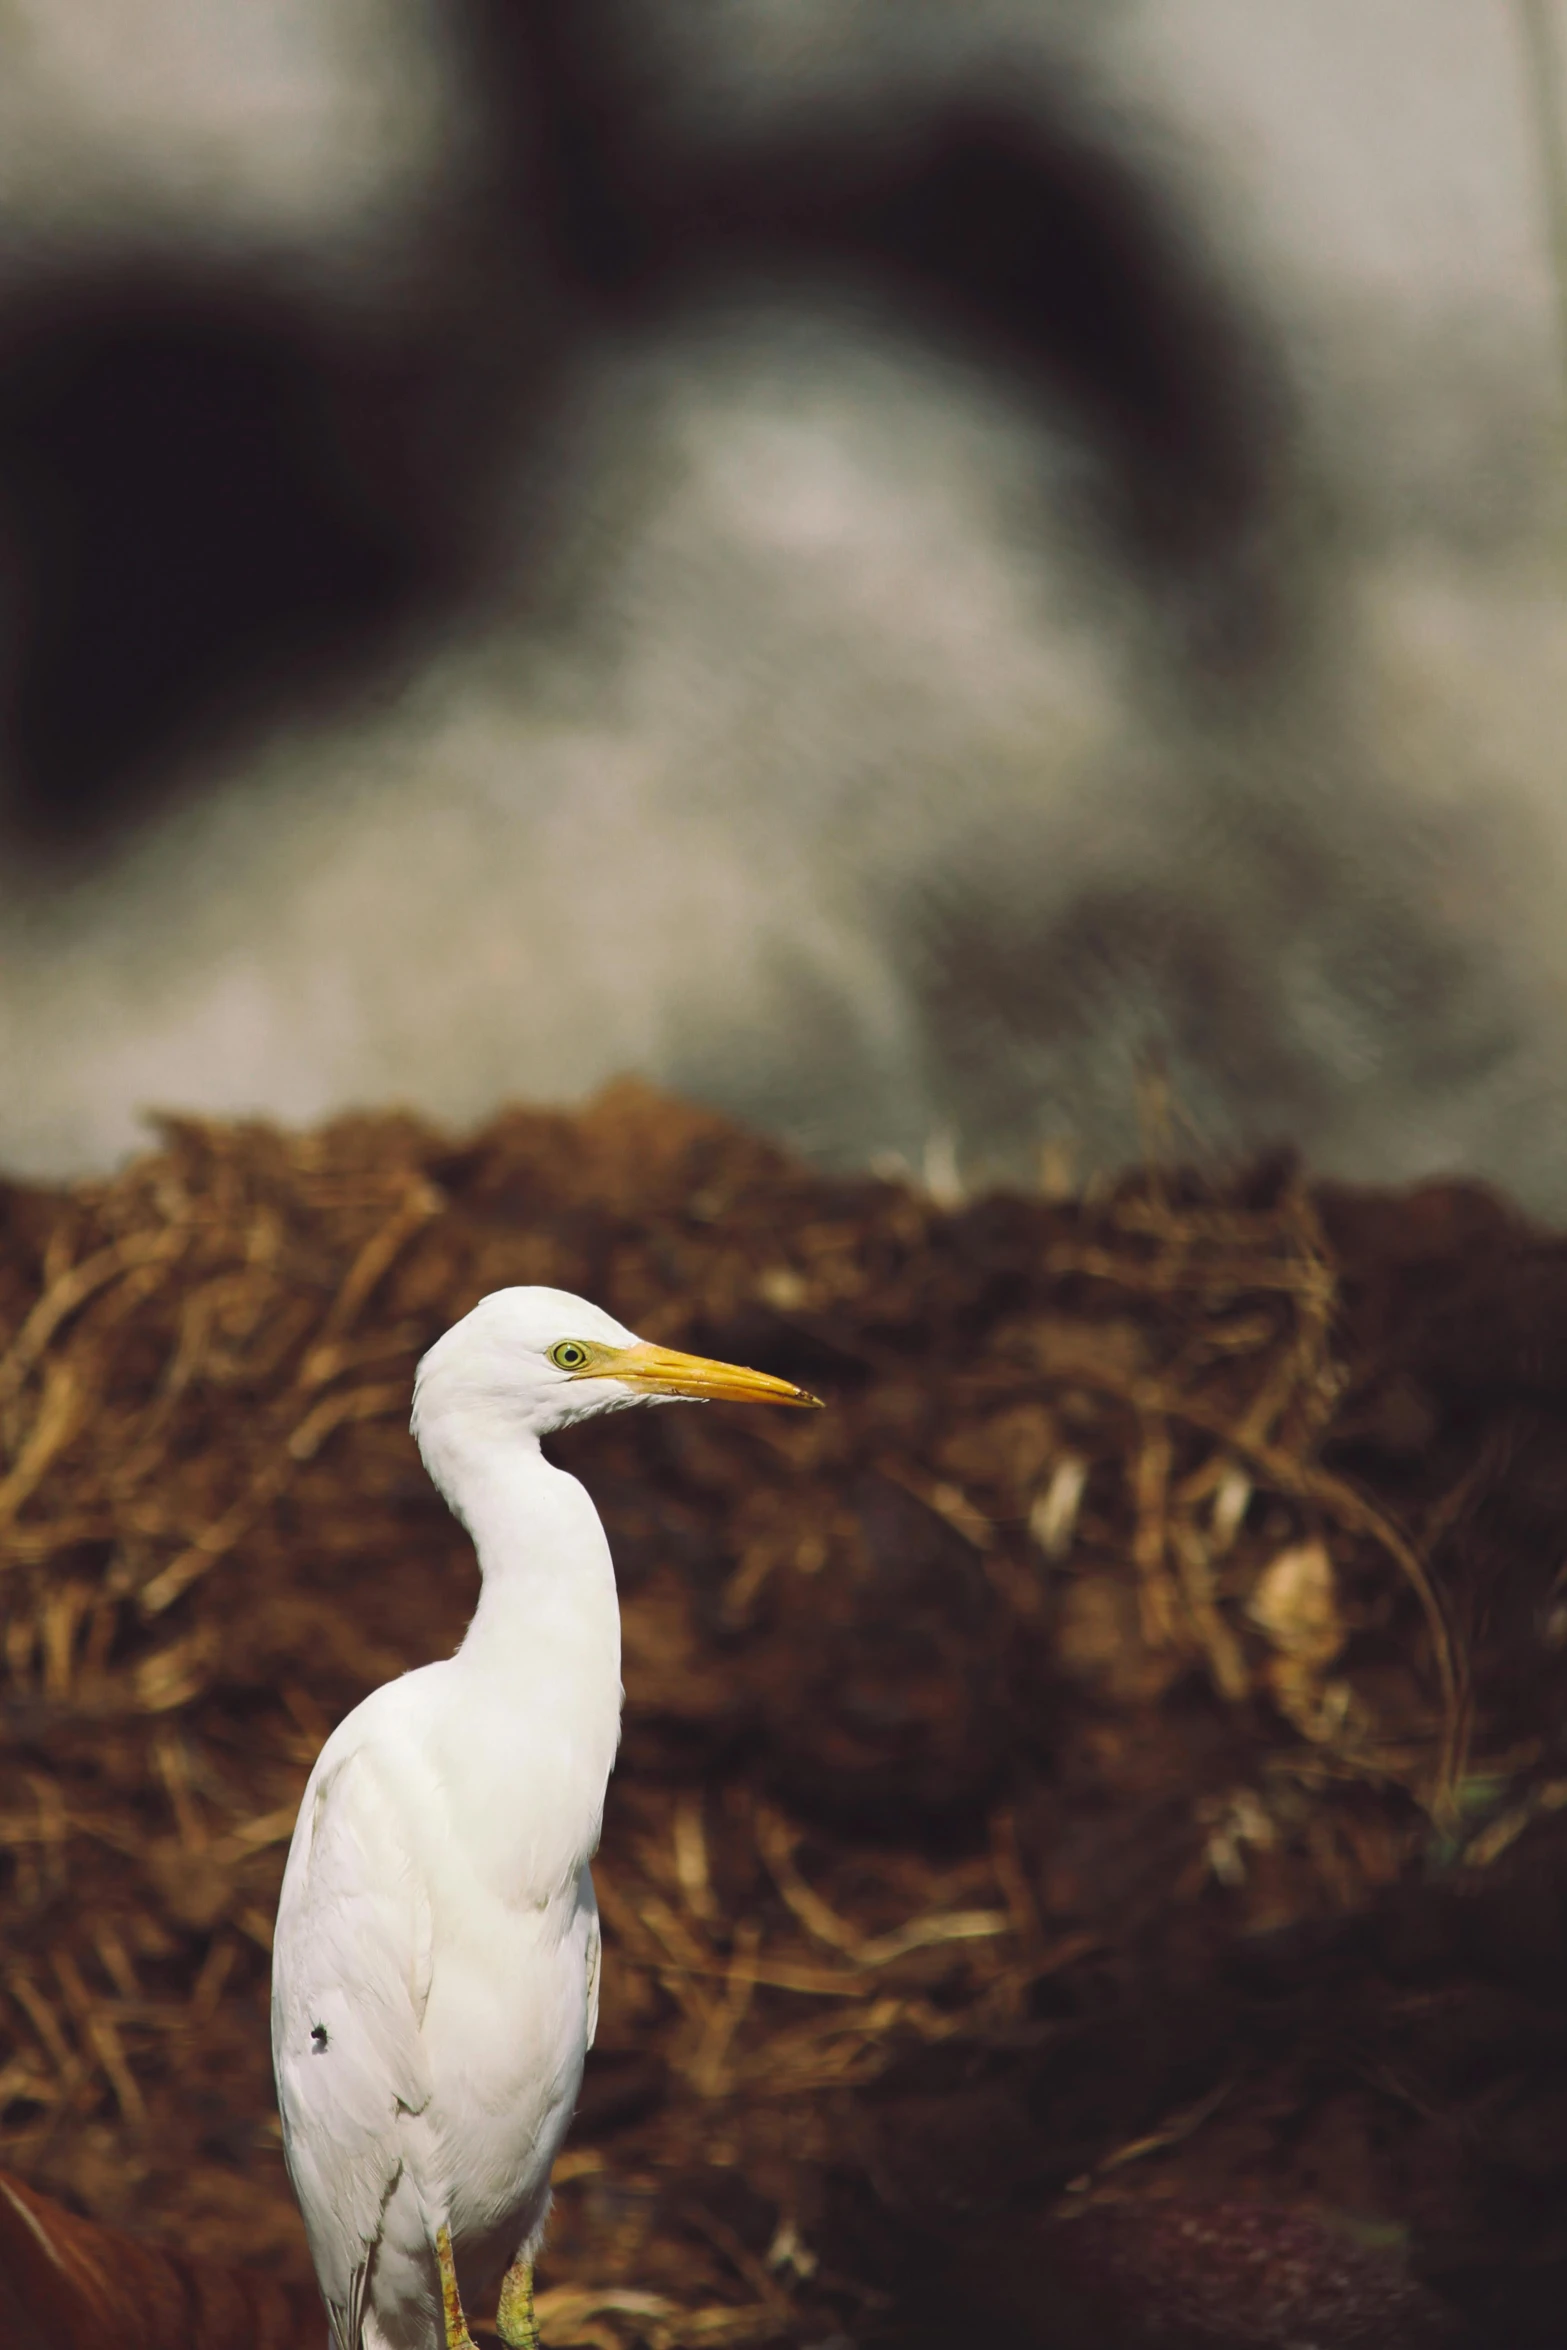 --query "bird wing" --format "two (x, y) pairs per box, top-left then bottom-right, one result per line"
(581, 1864), (601, 2051)
(272, 1745), (434, 2340)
